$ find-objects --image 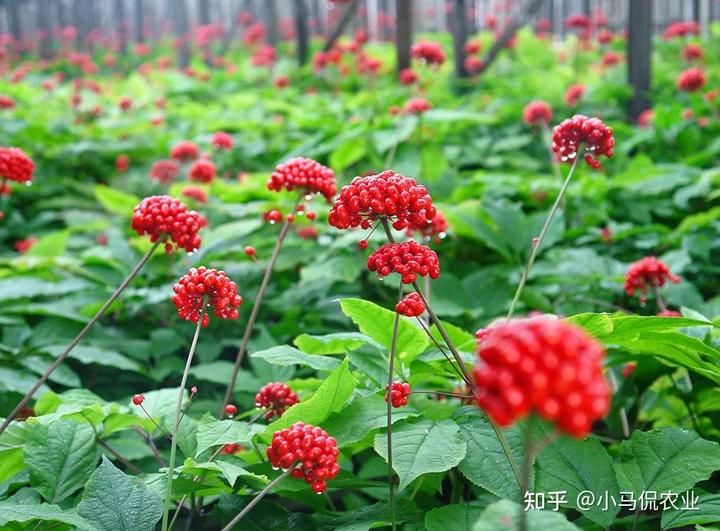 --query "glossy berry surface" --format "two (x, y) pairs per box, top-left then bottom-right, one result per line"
(224, 404), (238, 416)
(328, 170), (436, 231)
(131, 195), (207, 253)
(267, 157), (337, 201)
(385, 381), (411, 407)
(254, 382), (299, 420)
(624, 256), (680, 297)
(367, 241), (440, 284)
(473, 317), (611, 438)
(395, 292), (425, 317)
(172, 267), (243, 327)
(0, 147), (35, 184)
(267, 422), (340, 493)
(551, 114), (615, 169)
(132, 394), (144, 405)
